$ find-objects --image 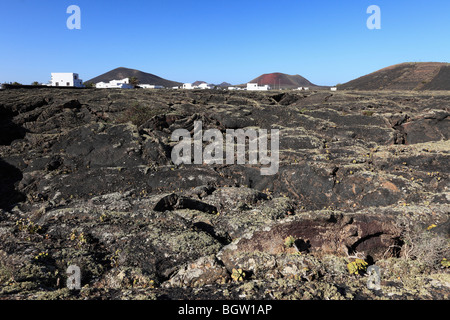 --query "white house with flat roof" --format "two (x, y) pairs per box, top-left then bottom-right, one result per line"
(182, 83), (194, 90)
(197, 83), (212, 90)
(182, 82), (213, 90)
(96, 78), (134, 89)
(50, 73), (84, 87)
(246, 83), (270, 91)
